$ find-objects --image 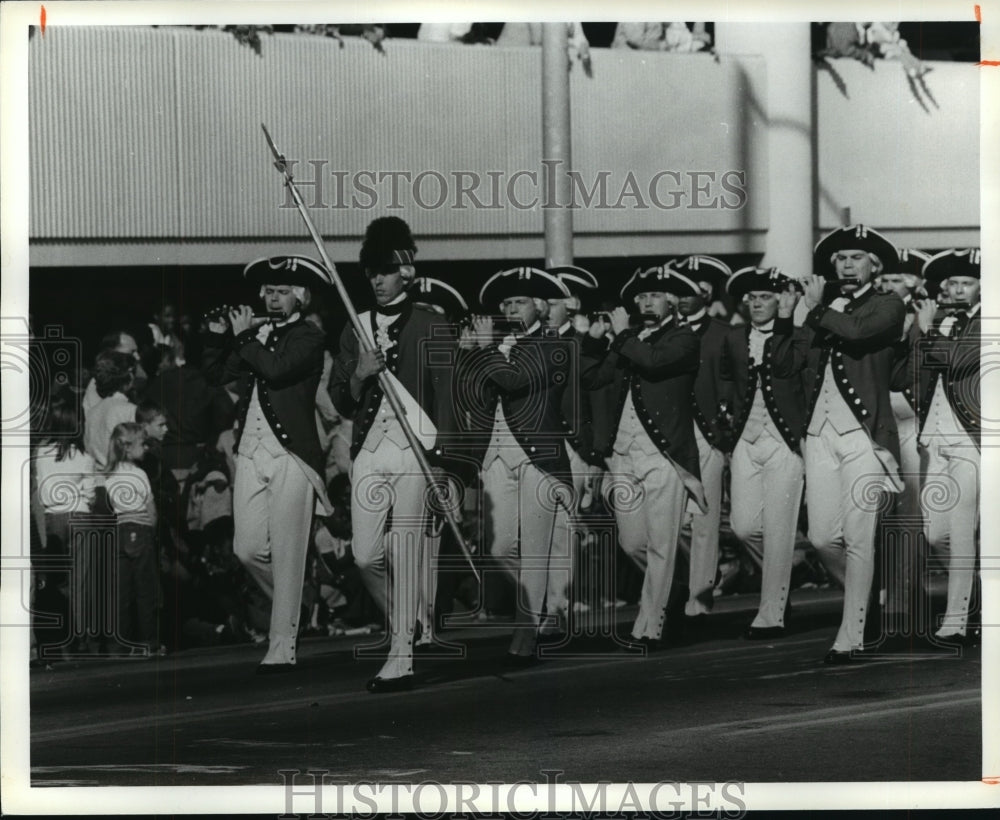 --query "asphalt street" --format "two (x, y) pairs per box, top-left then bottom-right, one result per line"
(29, 588), (982, 787)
